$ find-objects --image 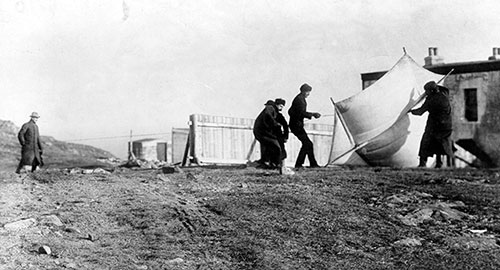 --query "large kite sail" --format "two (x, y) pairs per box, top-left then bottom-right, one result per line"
(328, 53), (444, 167)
